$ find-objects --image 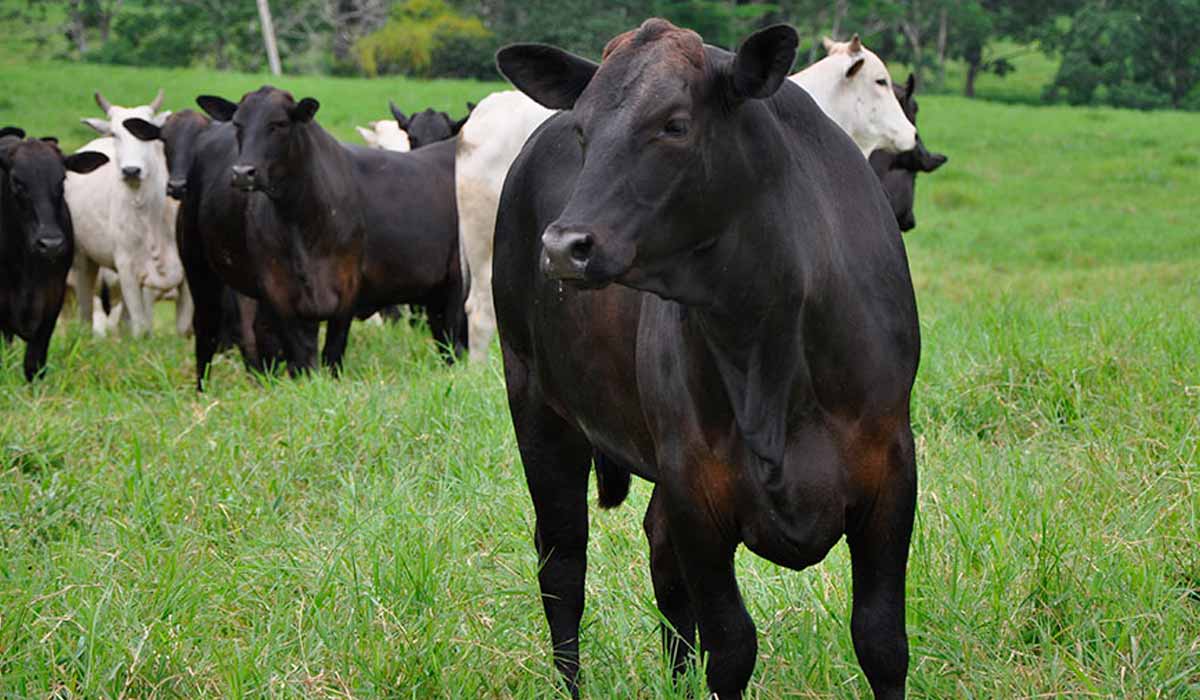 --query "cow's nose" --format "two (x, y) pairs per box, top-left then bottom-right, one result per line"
(541, 227), (593, 279)
(121, 165), (142, 180)
(166, 179), (187, 198)
(35, 235), (66, 256)
(231, 165), (257, 189)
